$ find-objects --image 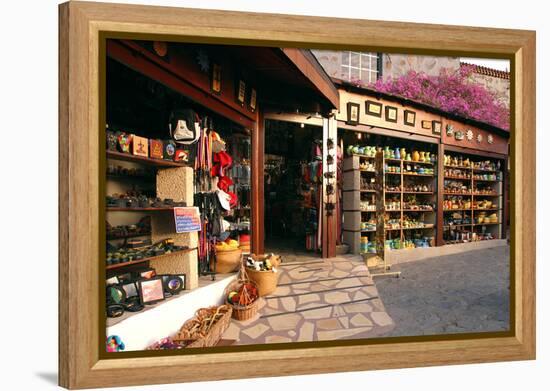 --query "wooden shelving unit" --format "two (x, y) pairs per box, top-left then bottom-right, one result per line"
(106, 247), (197, 270)
(107, 206), (177, 212)
(107, 150), (189, 168)
(343, 151), (437, 254)
(443, 154), (504, 244)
